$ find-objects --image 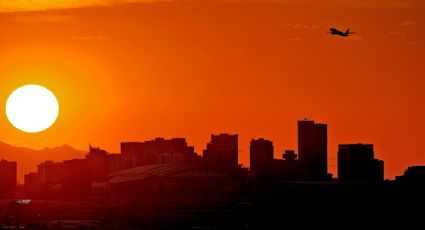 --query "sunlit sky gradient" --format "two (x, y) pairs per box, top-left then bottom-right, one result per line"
(0, 0), (424, 179)
(0, 0), (146, 12)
